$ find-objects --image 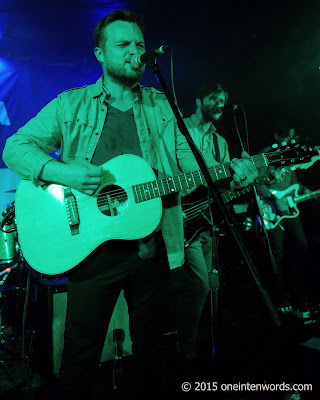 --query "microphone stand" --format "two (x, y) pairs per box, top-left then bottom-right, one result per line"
(147, 58), (281, 328)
